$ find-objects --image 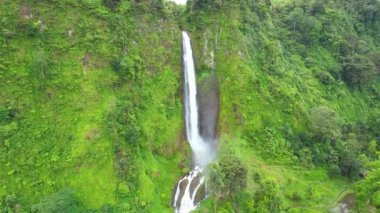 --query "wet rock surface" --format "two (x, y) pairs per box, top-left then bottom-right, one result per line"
(172, 169), (205, 211)
(189, 174), (201, 197)
(193, 182), (206, 204)
(173, 179), (189, 208)
(330, 193), (356, 213)
(197, 73), (219, 142)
